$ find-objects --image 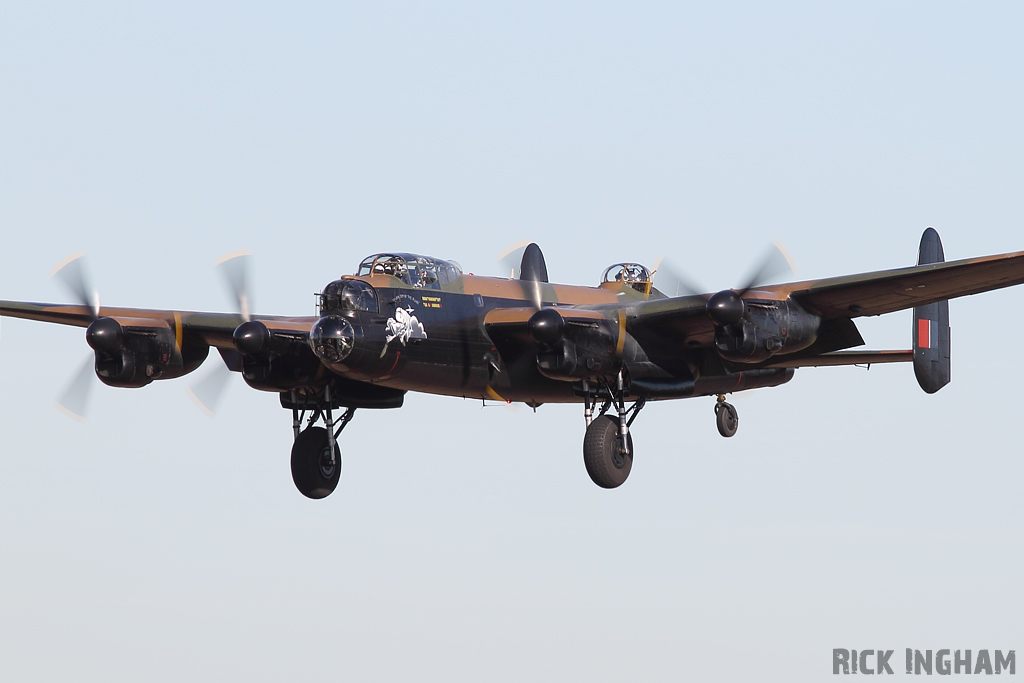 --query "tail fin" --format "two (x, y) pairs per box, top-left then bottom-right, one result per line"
(913, 228), (951, 393)
(519, 243), (549, 283)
